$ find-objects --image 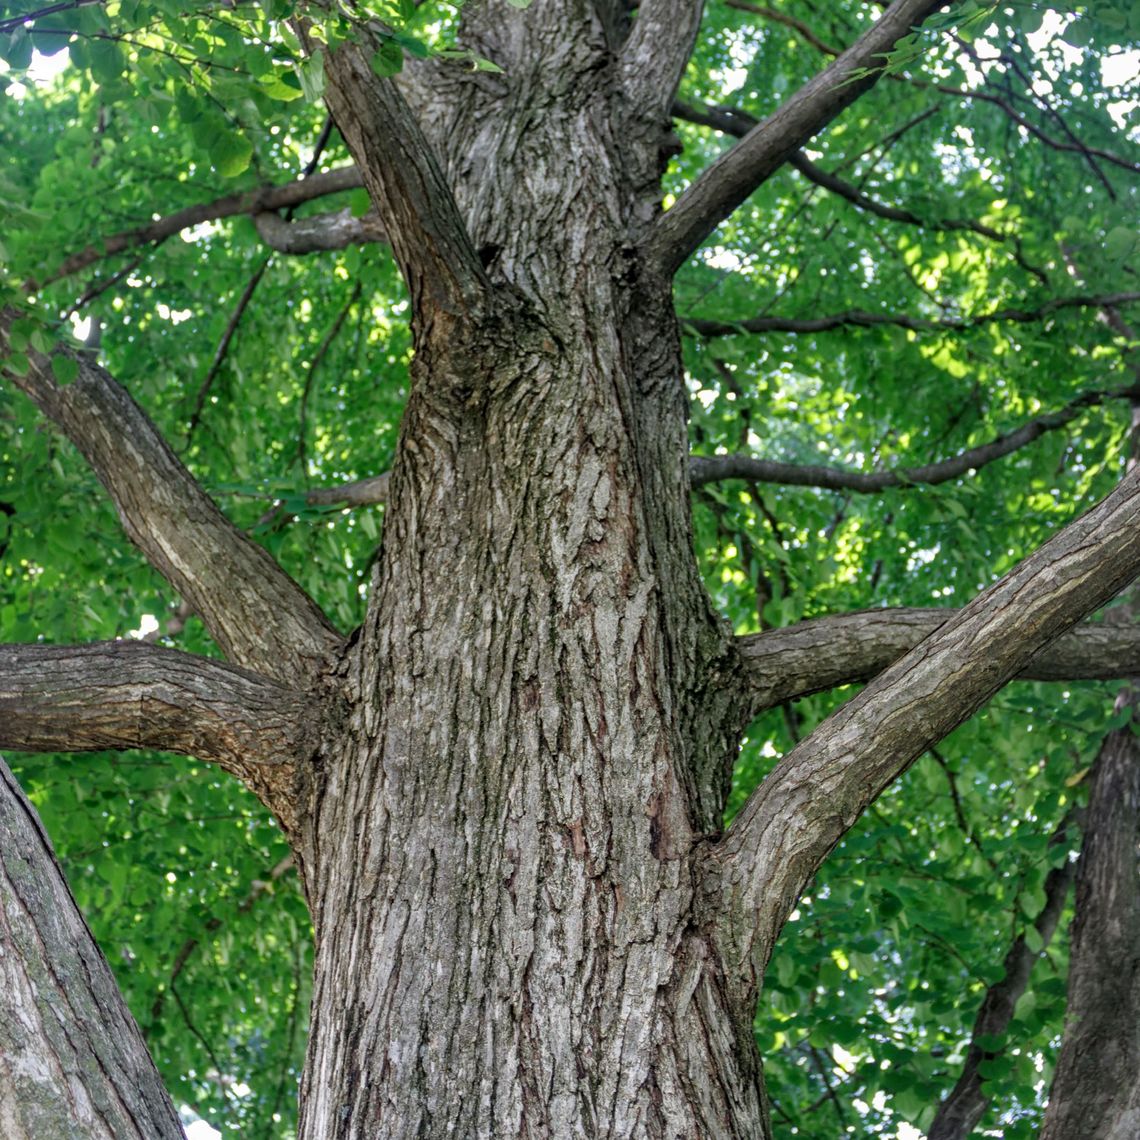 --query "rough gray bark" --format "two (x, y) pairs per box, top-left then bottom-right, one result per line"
(1038, 729), (1140, 1140)
(0, 311), (343, 685)
(737, 607), (1140, 713)
(0, 758), (184, 1140)
(0, 641), (315, 835)
(710, 461), (1140, 980)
